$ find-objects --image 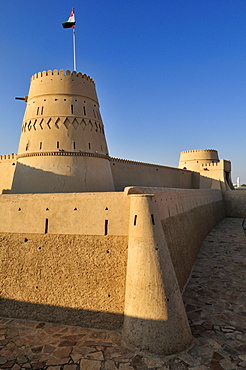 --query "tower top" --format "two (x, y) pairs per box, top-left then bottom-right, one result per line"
(31, 69), (94, 84)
